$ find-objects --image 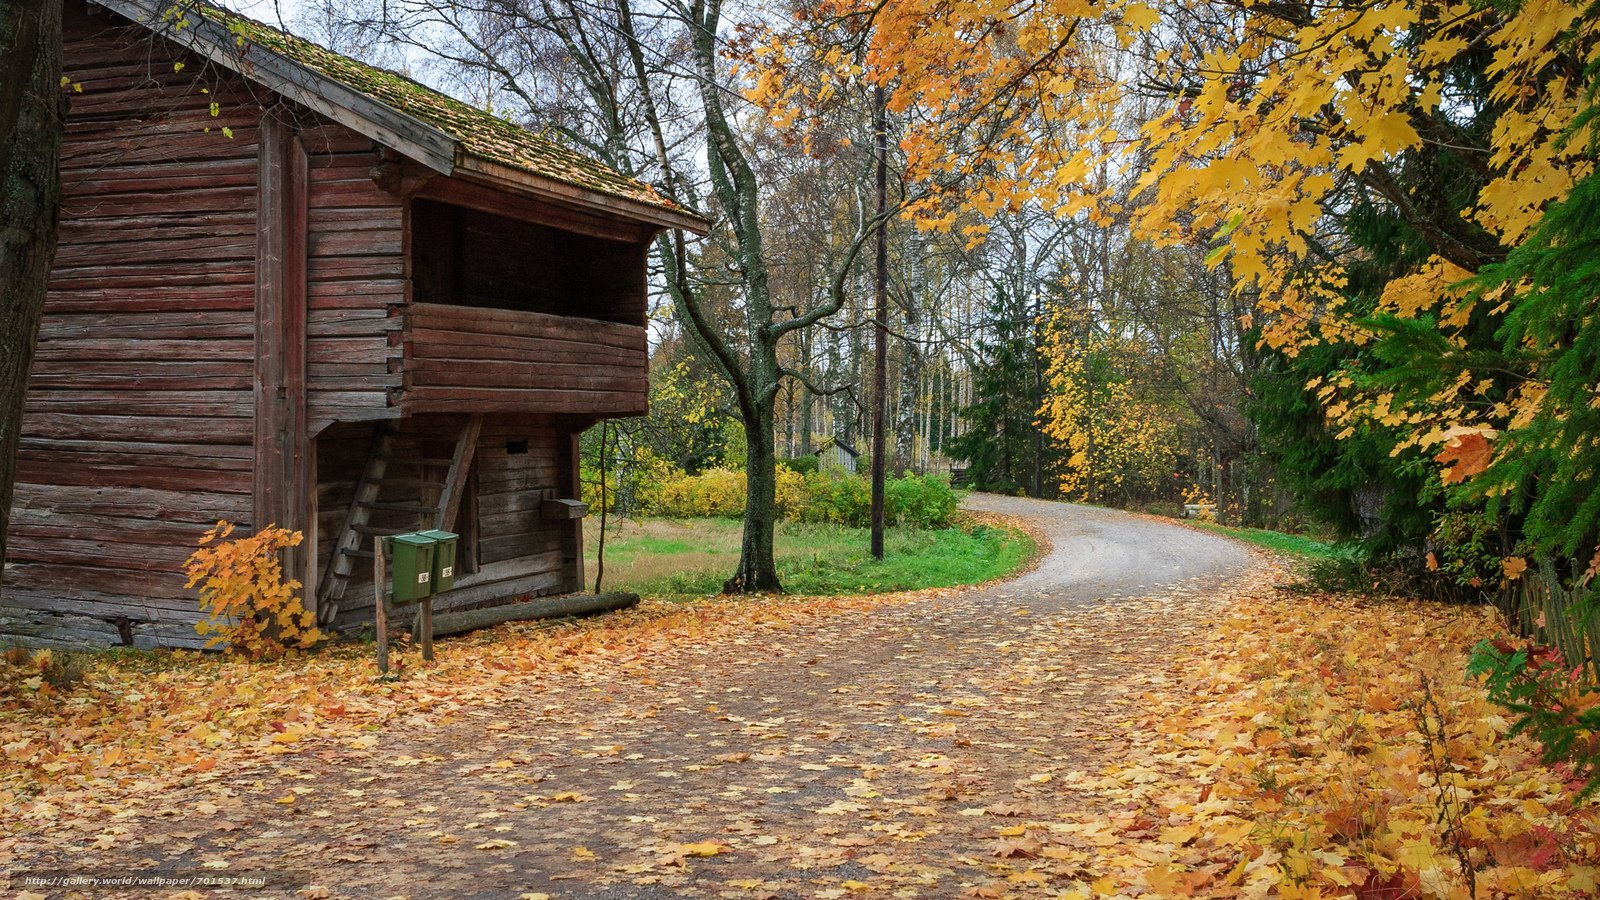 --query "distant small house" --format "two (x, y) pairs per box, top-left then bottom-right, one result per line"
(1, 0), (705, 647)
(817, 437), (860, 474)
